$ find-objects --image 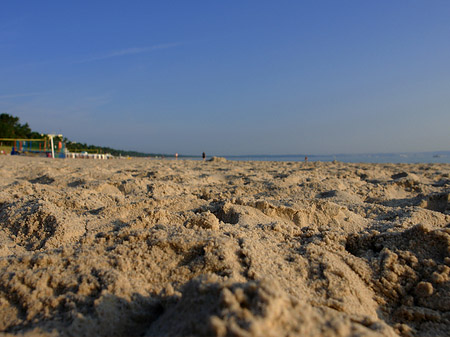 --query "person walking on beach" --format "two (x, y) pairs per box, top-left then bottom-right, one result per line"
(202, 152), (206, 161)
